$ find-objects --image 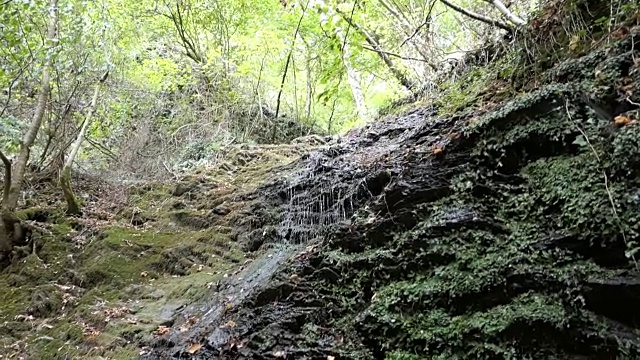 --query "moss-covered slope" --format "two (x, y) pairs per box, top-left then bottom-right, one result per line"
(147, 11), (640, 360)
